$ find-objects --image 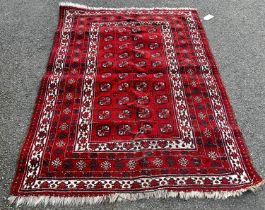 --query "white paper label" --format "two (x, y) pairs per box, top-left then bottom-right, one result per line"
(203, 14), (214, 21)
